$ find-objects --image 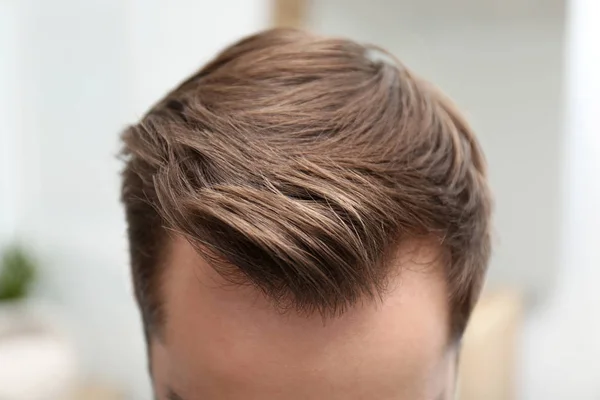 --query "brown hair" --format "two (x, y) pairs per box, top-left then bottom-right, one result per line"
(121, 28), (491, 339)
